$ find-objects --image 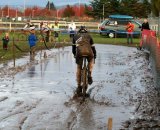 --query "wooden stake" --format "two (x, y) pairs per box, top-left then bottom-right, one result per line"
(107, 117), (113, 130)
(12, 32), (15, 67)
